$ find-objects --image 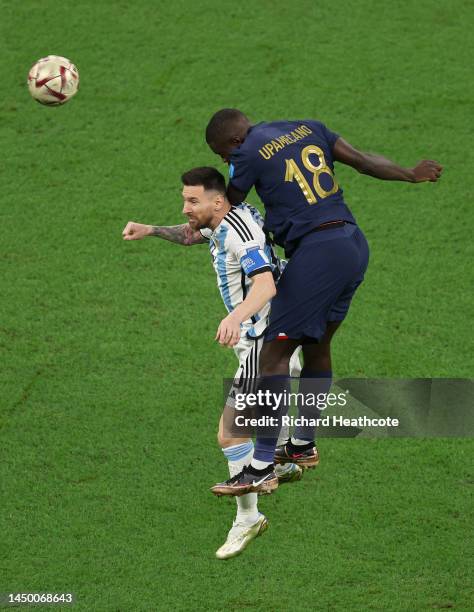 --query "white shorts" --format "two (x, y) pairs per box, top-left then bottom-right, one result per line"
(227, 335), (302, 407)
